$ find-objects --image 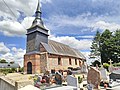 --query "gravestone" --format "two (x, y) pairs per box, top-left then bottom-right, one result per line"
(67, 75), (78, 87)
(42, 75), (50, 83)
(87, 67), (101, 89)
(109, 73), (120, 81)
(51, 69), (55, 74)
(55, 72), (63, 85)
(99, 66), (108, 81)
(108, 59), (114, 73)
(81, 61), (88, 73)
